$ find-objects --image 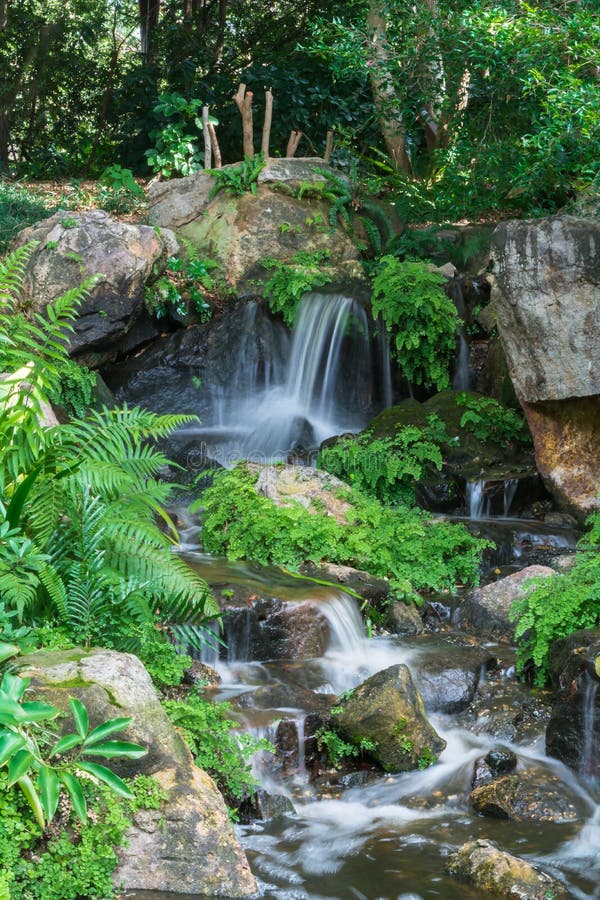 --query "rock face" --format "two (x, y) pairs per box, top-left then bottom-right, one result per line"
(546, 629), (600, 777)
(14, 210), (177, 362)
(459, 565), (555, 641)
(470, 768), (579, 823)
(250, 463), (353, 524)
(412, 645), (489, 713)
(18, 648), (257, 898)
(446, 839), (572, 899)
(332, 664), (446, 772)
(491, 216), (600, 518)
(147, 160), (362, 296)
